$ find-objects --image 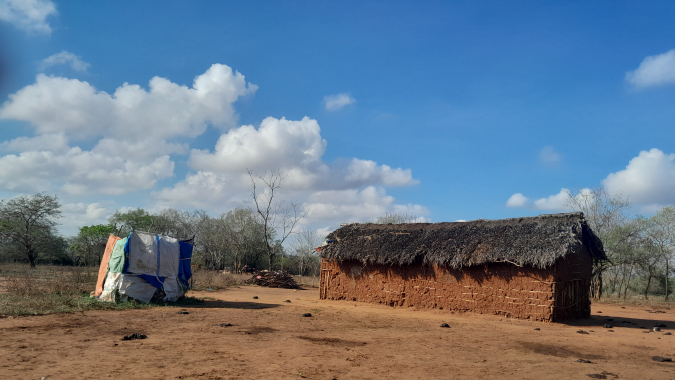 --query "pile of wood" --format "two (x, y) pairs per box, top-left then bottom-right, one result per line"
(247, 271), (301, 289)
